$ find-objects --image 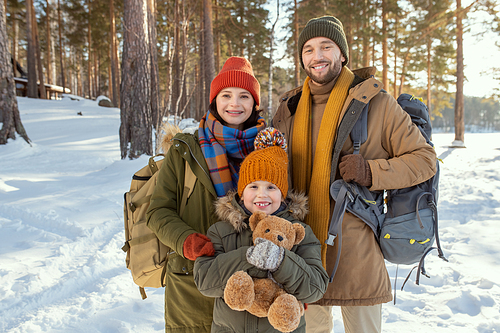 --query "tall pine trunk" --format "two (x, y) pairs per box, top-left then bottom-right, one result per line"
(203, 0), (215, 103)
(109, 0), (119, 106)
(26, 0), (37, 98)
(57, 0), (65, 94)
(293, 0), (300, 87)
(427, 38), (432, 116)
(268, 0), (279, 120)
(46, 0), (52, 85)
(12, 10), (17, 77)
(0, 1), (31, 144)
(382, 0), (389, 91)
(32, 1), (46, 99)
(87, 0), (92, 99)
(120, 0), (153, 159)
(454, 0), (465, 146)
